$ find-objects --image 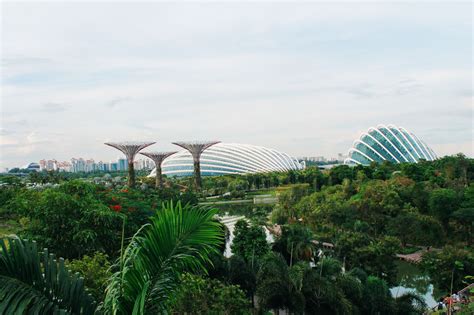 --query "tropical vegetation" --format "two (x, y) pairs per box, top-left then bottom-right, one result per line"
(0, 153), (473, 313)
